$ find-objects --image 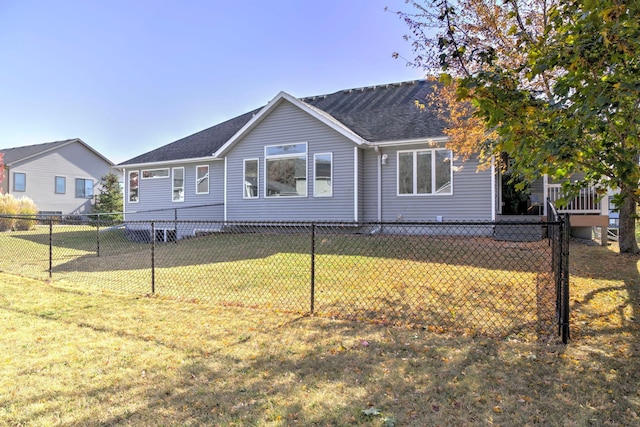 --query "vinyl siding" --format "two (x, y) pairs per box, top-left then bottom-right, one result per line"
(6, 141), (114, 215)
(225, 101), (358, 222)
(363, 145), (493, 222)
(123, 160), (224, 226)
